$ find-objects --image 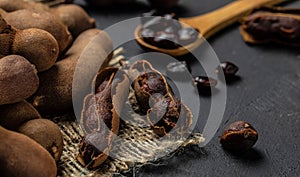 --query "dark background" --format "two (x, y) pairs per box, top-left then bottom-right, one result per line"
(75, 0), (300, 176)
